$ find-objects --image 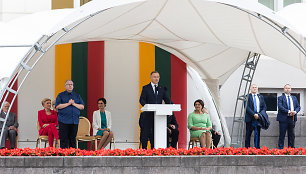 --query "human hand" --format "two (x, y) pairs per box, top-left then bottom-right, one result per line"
(290, 111), (296, 116)
(9, 126), (16, 130)
(170, 124), (175, 129)
(254, 114), (259, 120)
(167, 128), (172, 134)
(202, 108), (208, 114)
(42, 124), (49, 128)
